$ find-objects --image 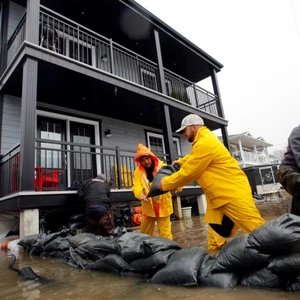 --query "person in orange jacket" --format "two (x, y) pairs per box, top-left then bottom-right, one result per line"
(157, 114), (265, 250)
(132, 144), (177, 240)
